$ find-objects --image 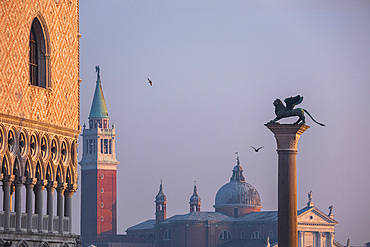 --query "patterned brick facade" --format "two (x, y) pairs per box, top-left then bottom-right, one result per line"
(0, 0), (80, 246)
(0, 0), (80, 128)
